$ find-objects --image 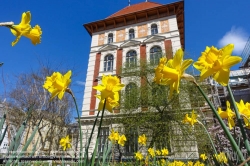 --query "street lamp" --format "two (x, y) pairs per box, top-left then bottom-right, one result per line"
(0, 63), (3, 67)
